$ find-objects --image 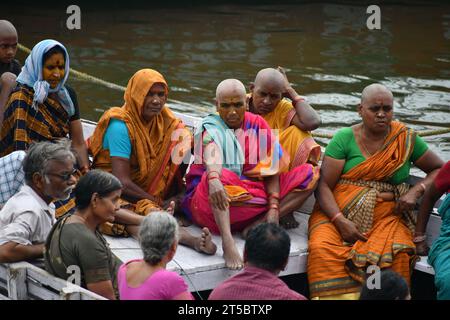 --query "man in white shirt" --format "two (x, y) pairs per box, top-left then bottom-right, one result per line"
(0, 140), (77, 263)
